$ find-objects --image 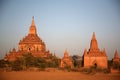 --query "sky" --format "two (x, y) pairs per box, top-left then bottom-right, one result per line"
(0, 0), (120, 59)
